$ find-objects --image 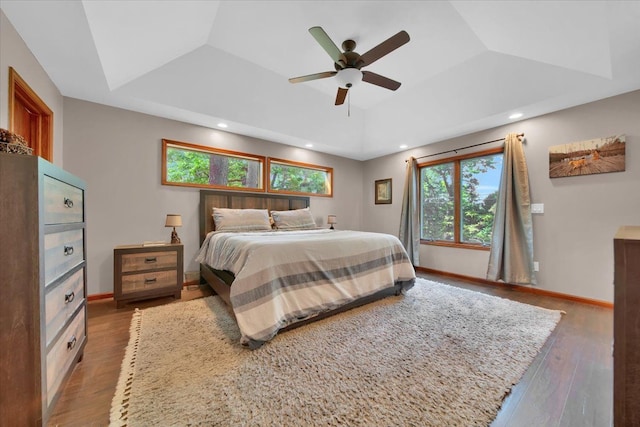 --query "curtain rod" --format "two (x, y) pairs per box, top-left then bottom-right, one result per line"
(407, 133), (525, 162)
